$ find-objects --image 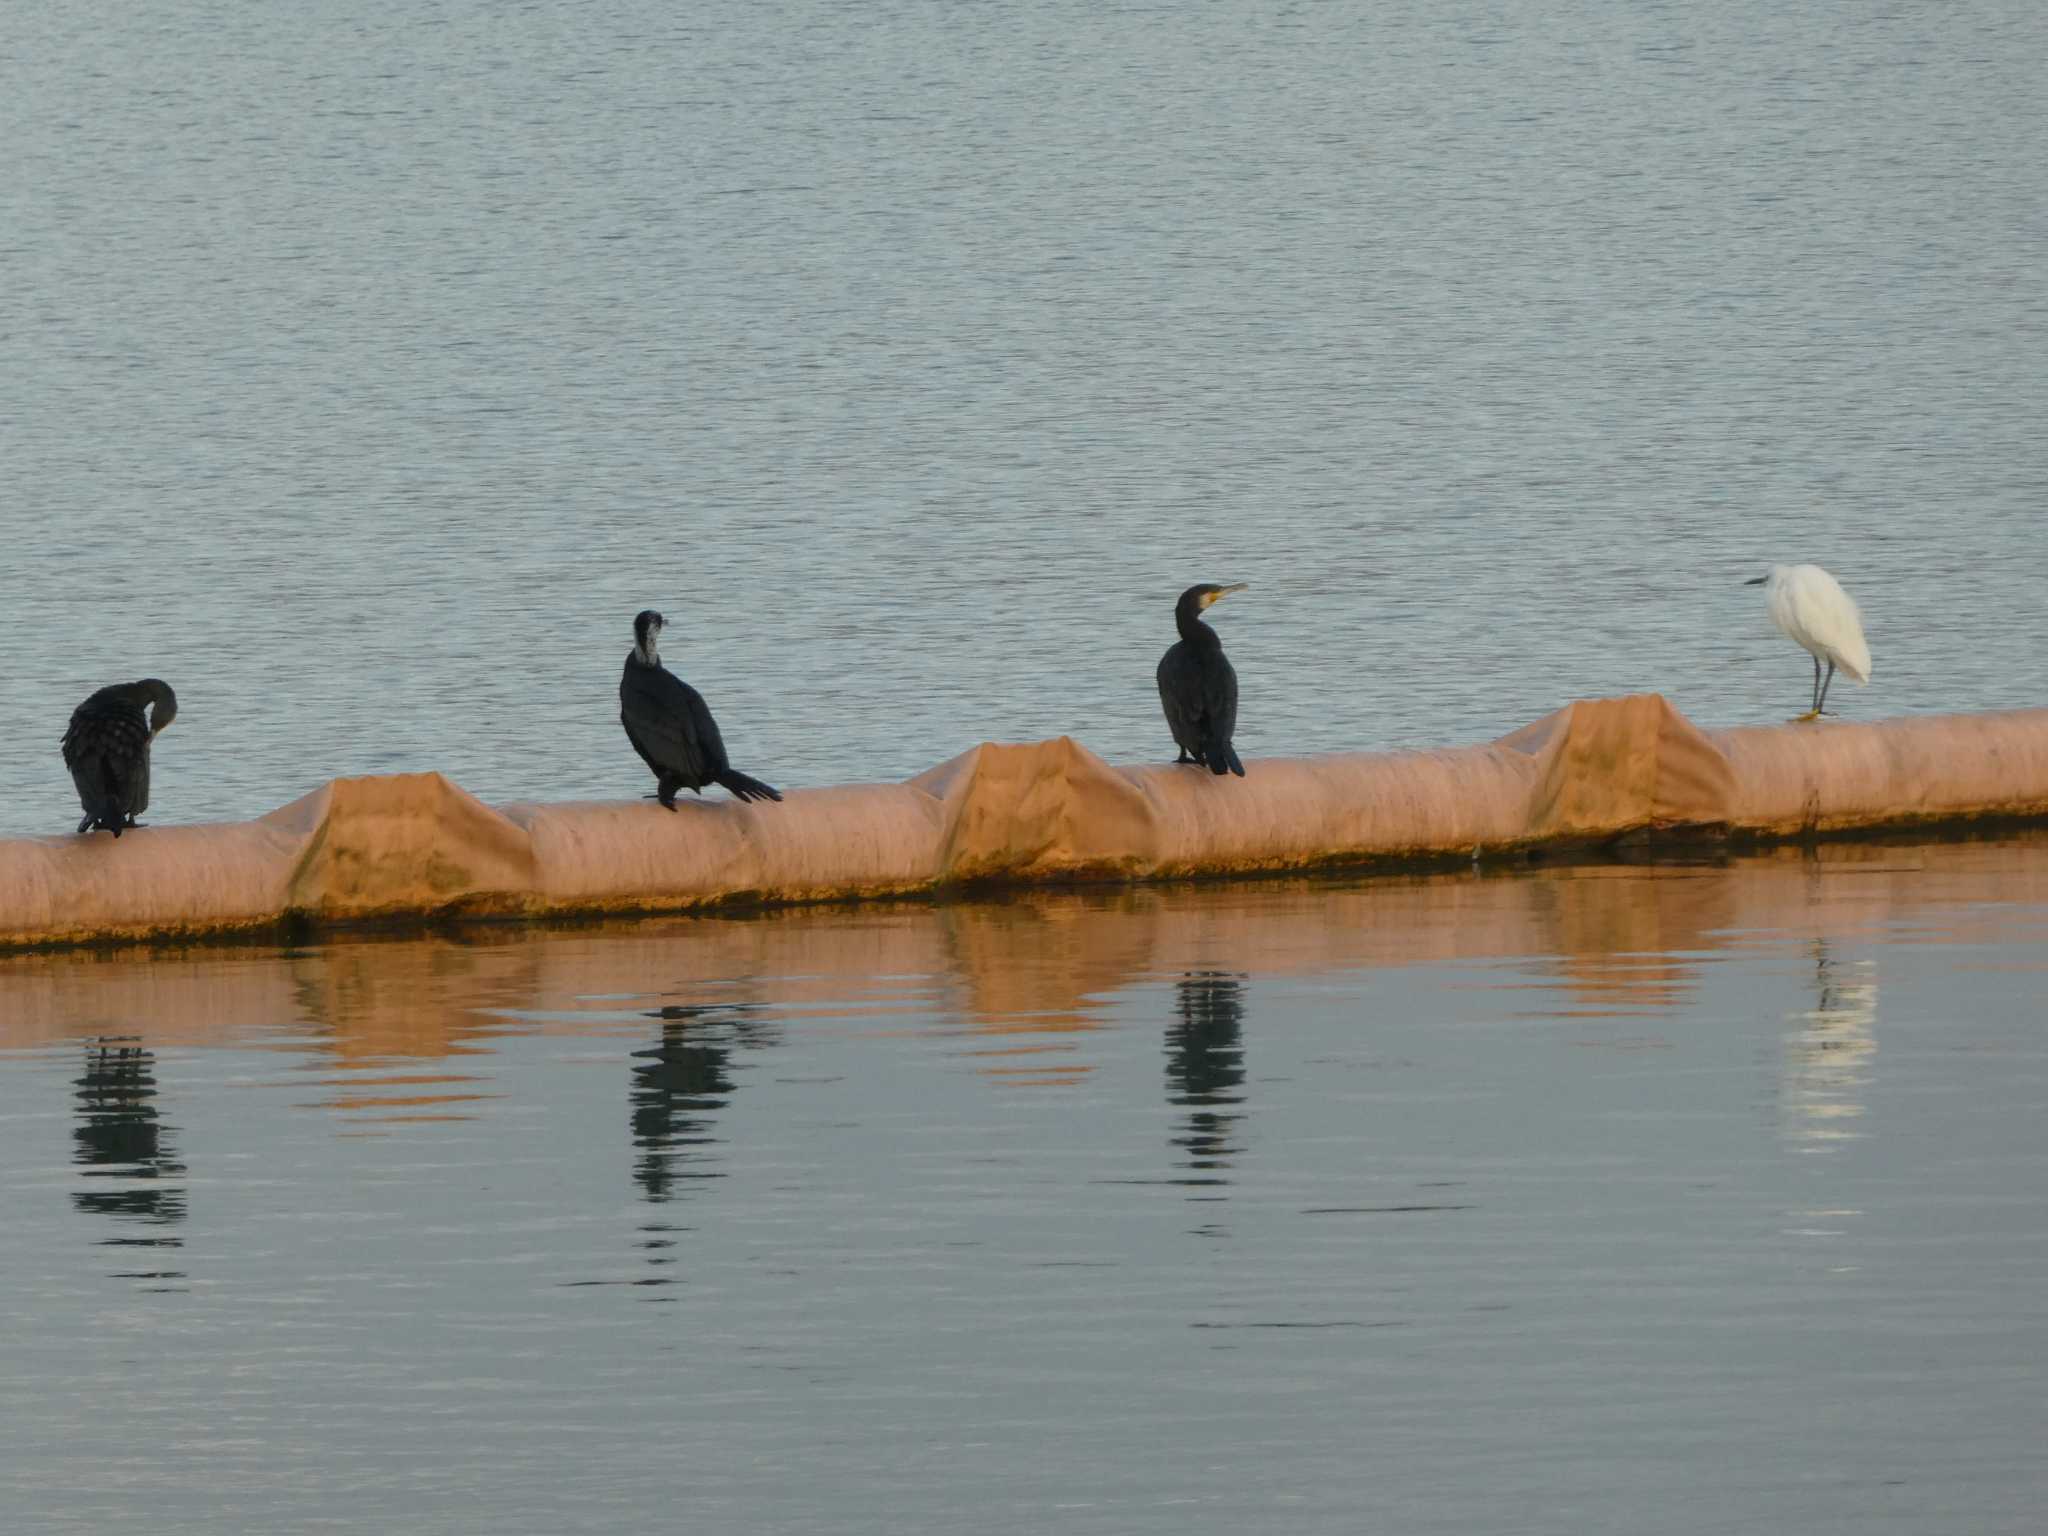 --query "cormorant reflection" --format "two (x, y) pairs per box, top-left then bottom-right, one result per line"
(1166, 972), (1248, 1182)
(630, 1003), (772, 1203)
(72, 1040), (186, 1285)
